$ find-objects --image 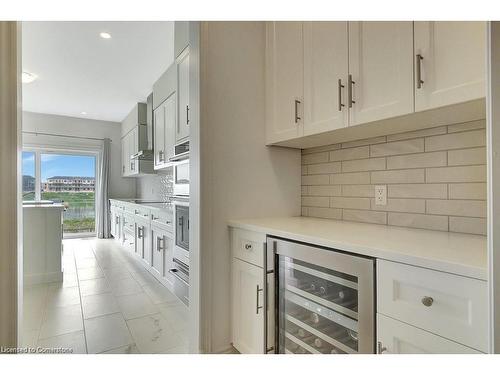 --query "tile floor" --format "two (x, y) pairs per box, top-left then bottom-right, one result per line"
(23, 238), (189, 354)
